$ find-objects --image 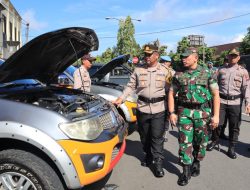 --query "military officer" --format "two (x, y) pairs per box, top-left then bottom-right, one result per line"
(112, 44), (172, 178)
(207, 48), (250, 159)
(168, 47), (220, 186)
(73, 53), (96, 92)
